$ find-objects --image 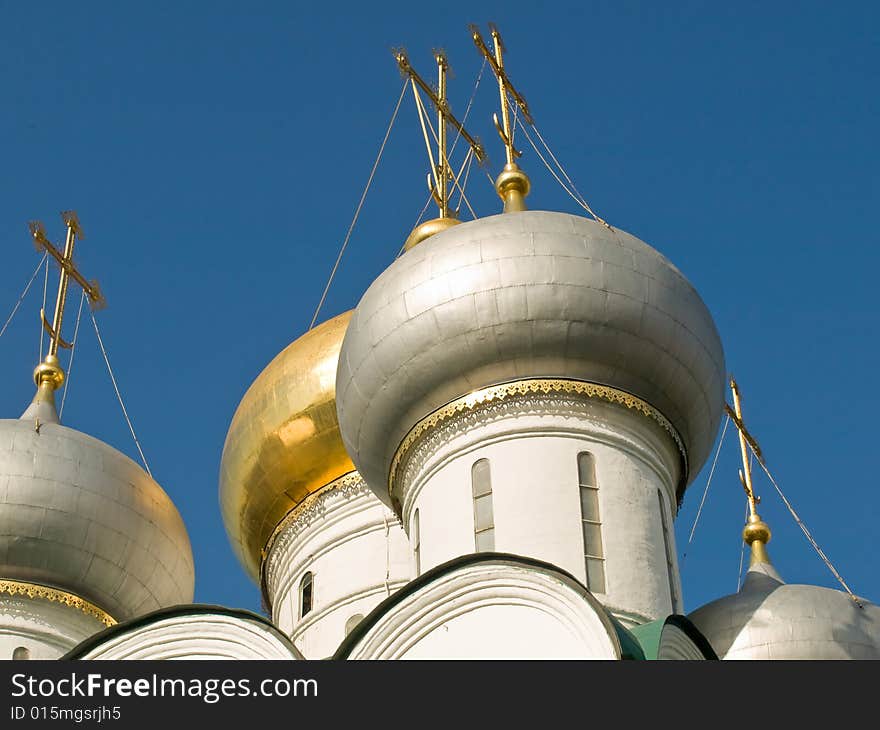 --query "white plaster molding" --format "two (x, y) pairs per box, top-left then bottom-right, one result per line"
(0, 593), (108, 660)
(71, 612), (302, 660)
(395, 388), (681, 527)
(344, 559), (621, 660)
